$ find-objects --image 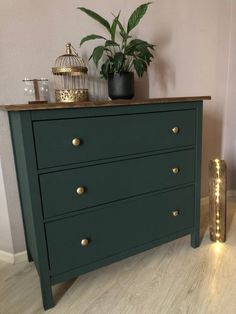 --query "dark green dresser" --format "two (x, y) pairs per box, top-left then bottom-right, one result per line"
(1, 97), (210, 310)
